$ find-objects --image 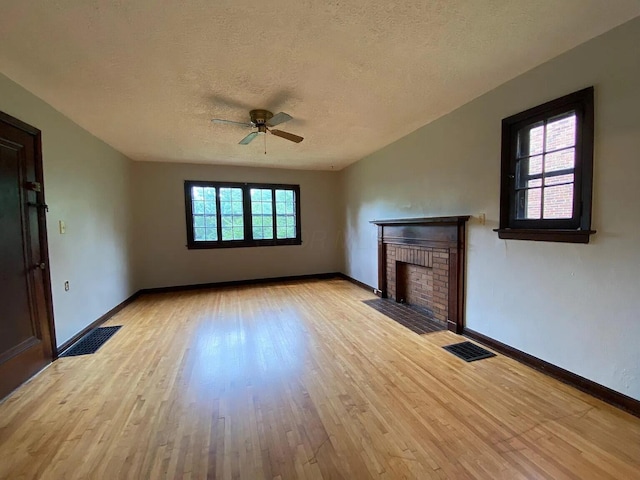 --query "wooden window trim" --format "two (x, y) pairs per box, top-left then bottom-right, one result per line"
(184, 181), (302, 249)
(495, 87), (596, 244)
